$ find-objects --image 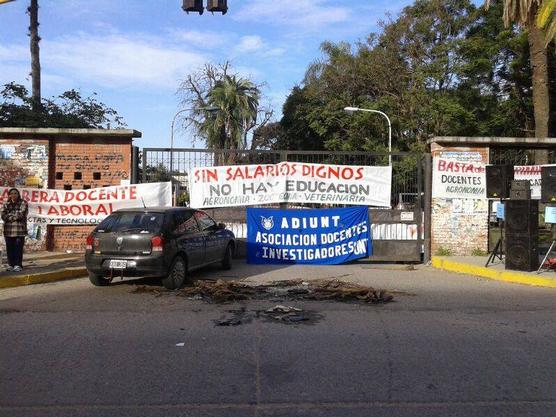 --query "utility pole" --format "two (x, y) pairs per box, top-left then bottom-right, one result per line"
(28, 0), (41, 112)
